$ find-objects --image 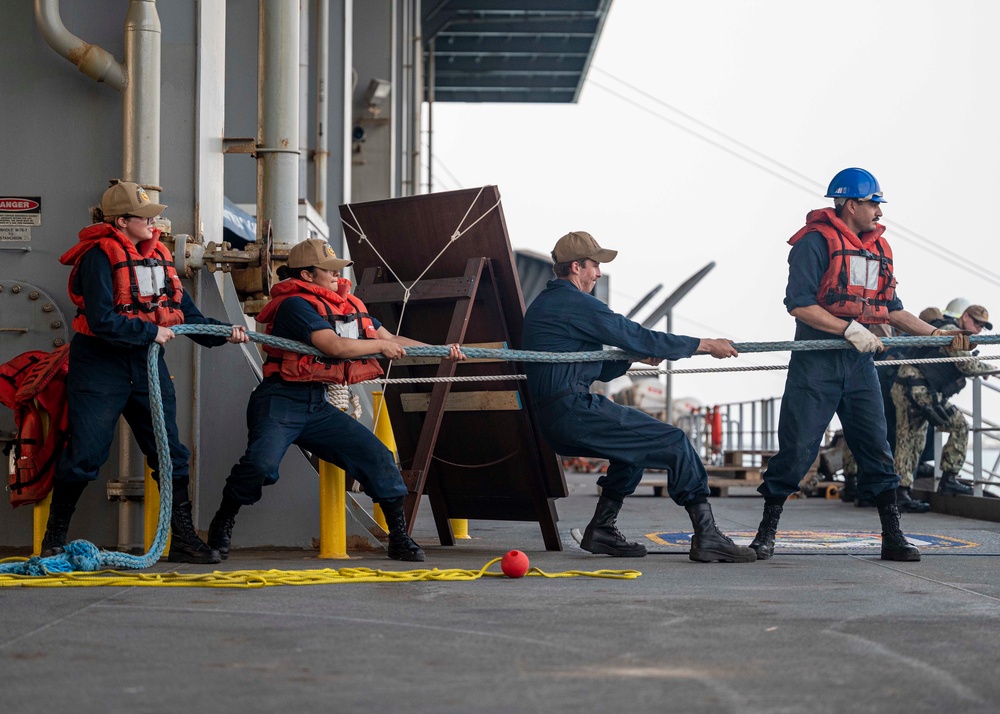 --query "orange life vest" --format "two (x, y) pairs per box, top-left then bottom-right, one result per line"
(257, 278), (384, 385)
(0, 345), (70, 508)
(59, 223), (185, 335)
(788, 208), (896, 324)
